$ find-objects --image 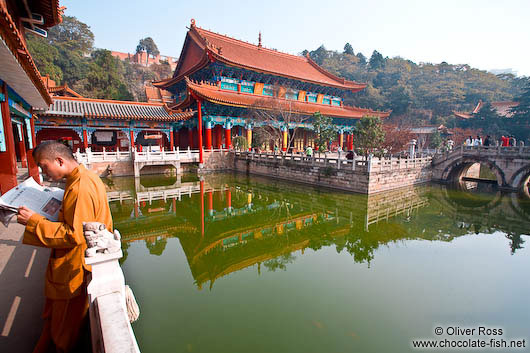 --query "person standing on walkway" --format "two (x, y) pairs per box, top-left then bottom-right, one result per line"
(305, 145), (313, 159)
(17, 141), (113, 353)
